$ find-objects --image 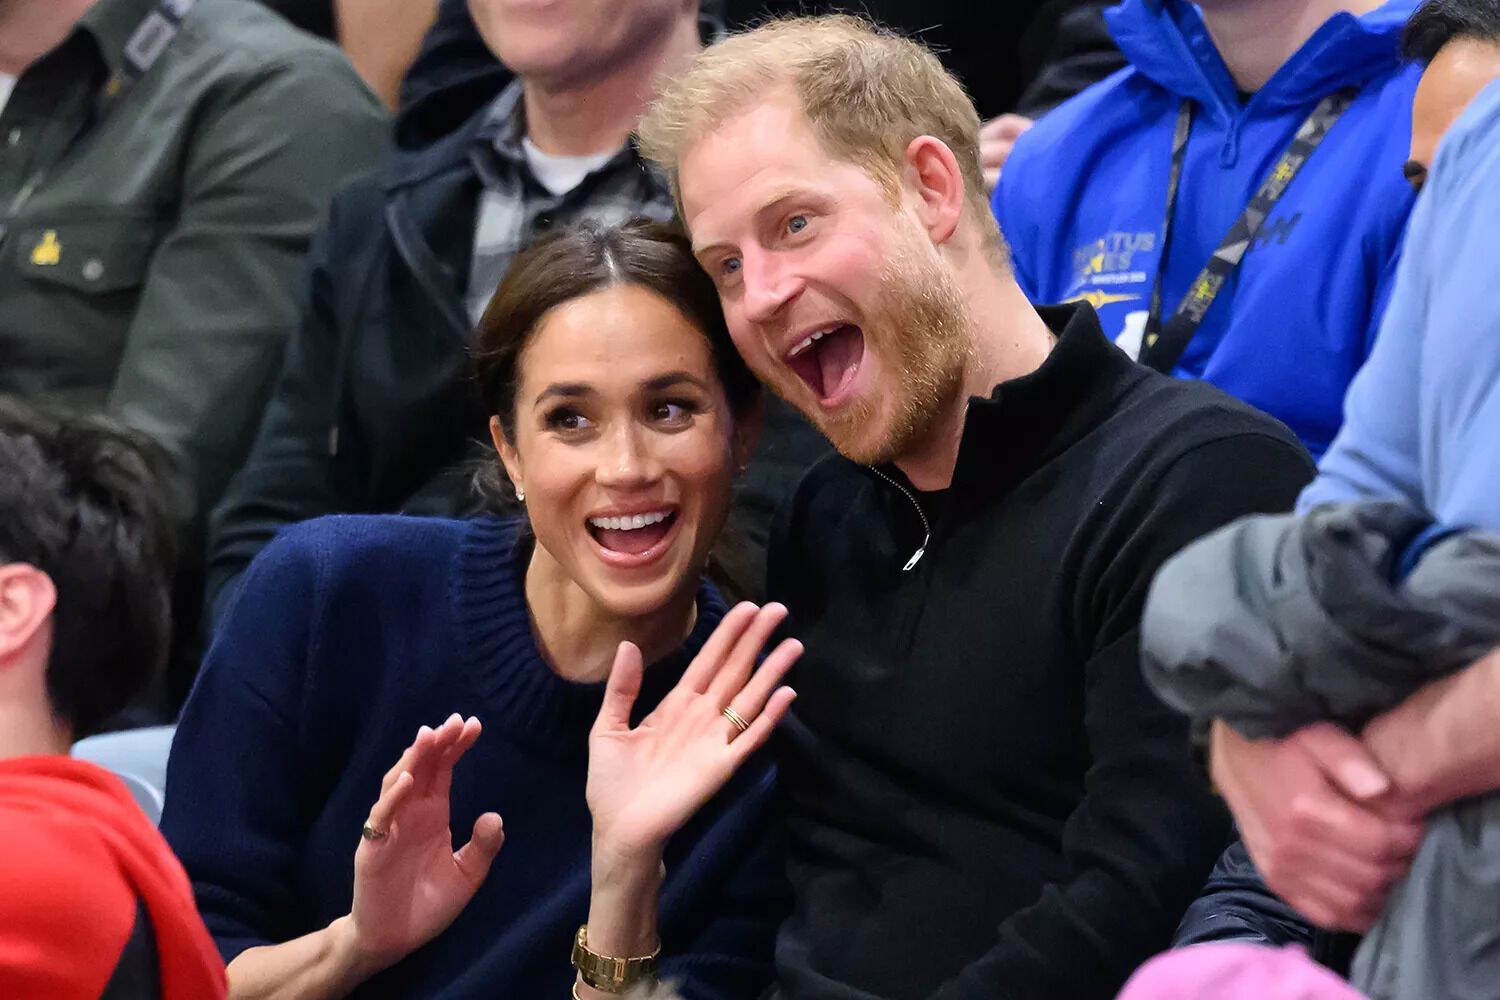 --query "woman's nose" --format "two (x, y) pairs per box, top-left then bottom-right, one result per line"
(596, 423), (661, 488)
